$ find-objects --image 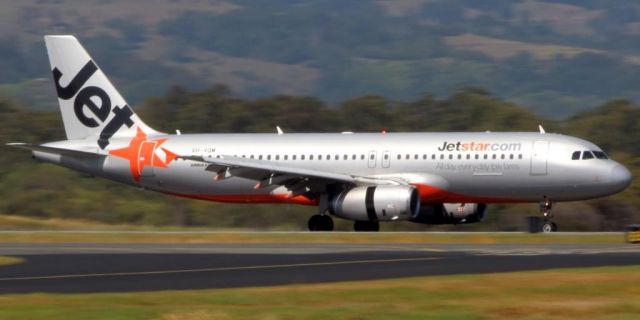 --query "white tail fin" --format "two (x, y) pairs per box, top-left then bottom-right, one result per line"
(44, 35), (160, 149)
